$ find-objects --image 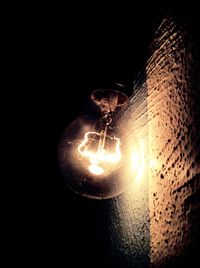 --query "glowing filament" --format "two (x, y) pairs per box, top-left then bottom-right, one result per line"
(78, 131), (121, 175)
